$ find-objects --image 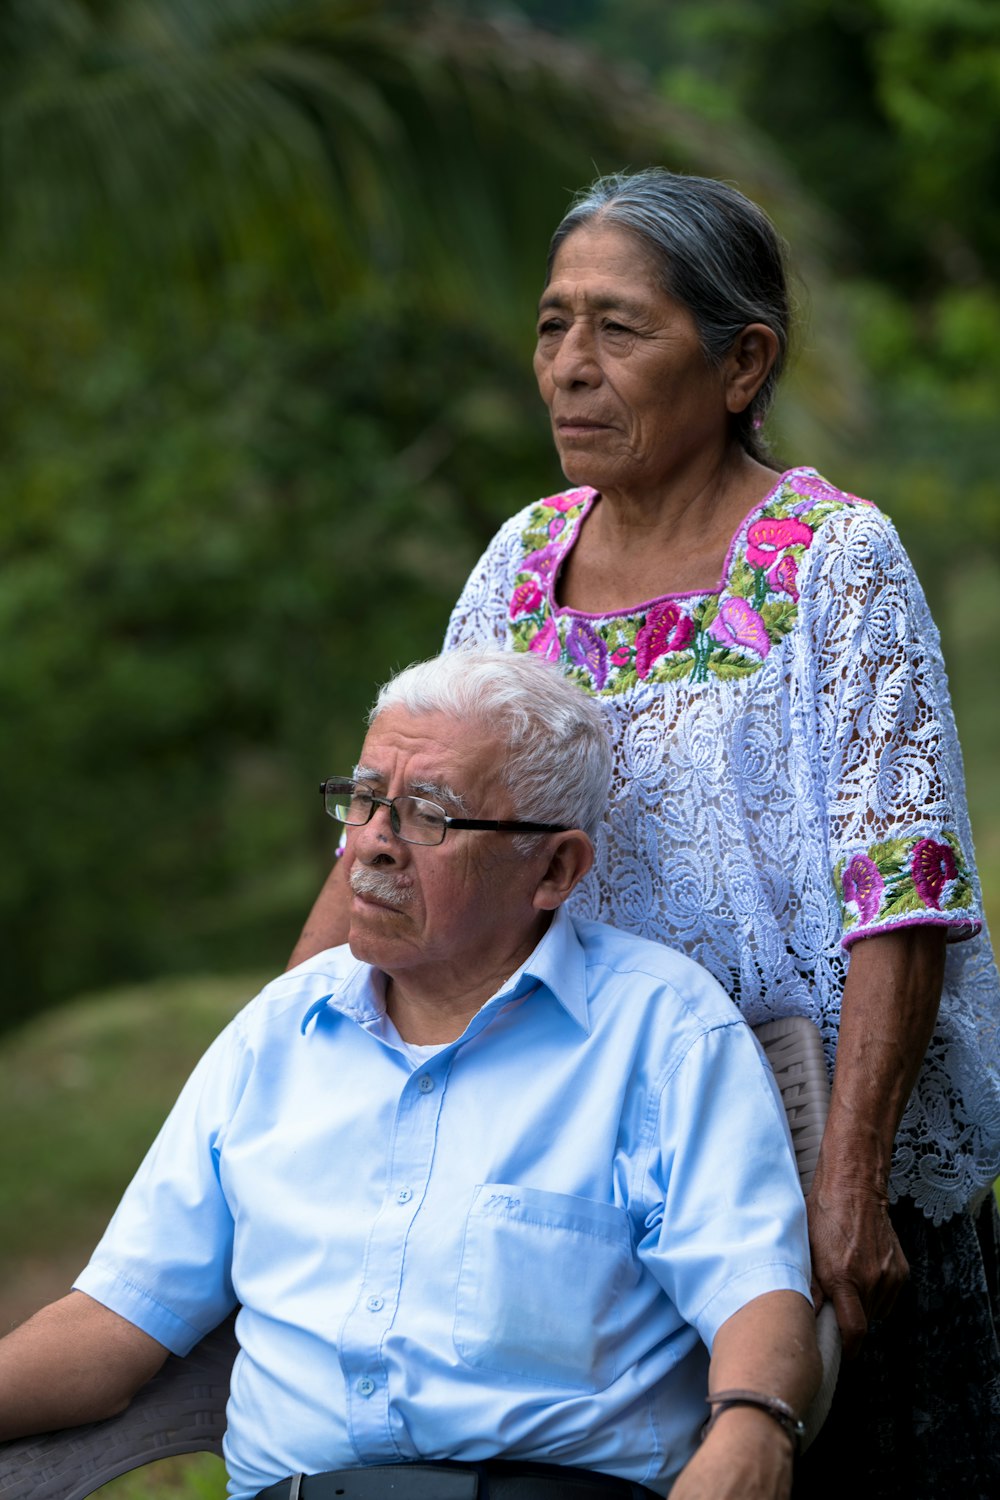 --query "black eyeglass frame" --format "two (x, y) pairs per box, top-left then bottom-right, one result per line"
(319, 778), (569, 846)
